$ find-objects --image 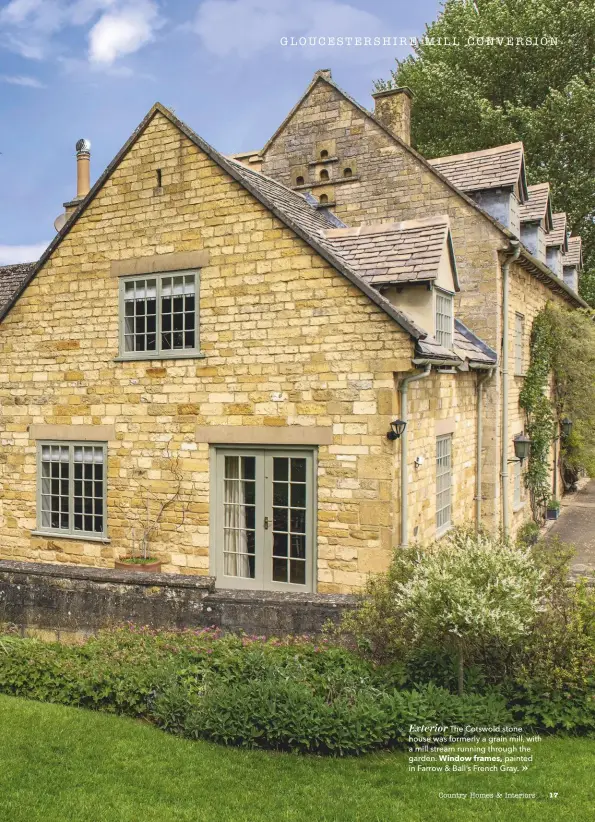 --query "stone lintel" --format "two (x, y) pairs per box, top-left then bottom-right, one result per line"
(29, 424), (116, 442)
(195, 425), (333, 446)
(110, 250), (209, 278)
